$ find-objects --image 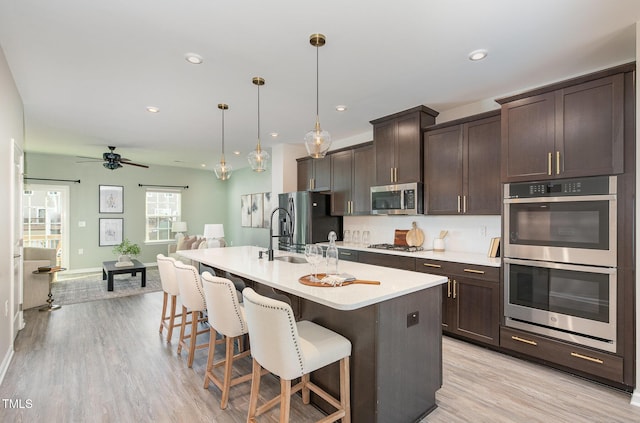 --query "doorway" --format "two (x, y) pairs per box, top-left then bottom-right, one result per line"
(22, 184), (70, 269)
